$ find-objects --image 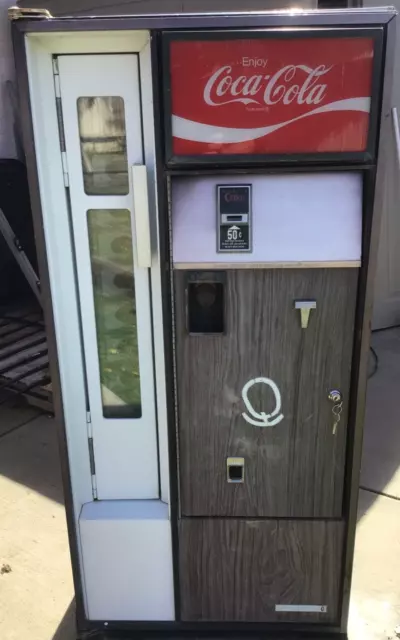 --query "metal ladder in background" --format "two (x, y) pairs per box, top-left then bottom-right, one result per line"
(0, 207), (41, 305)
(0, 209), (52, 412)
